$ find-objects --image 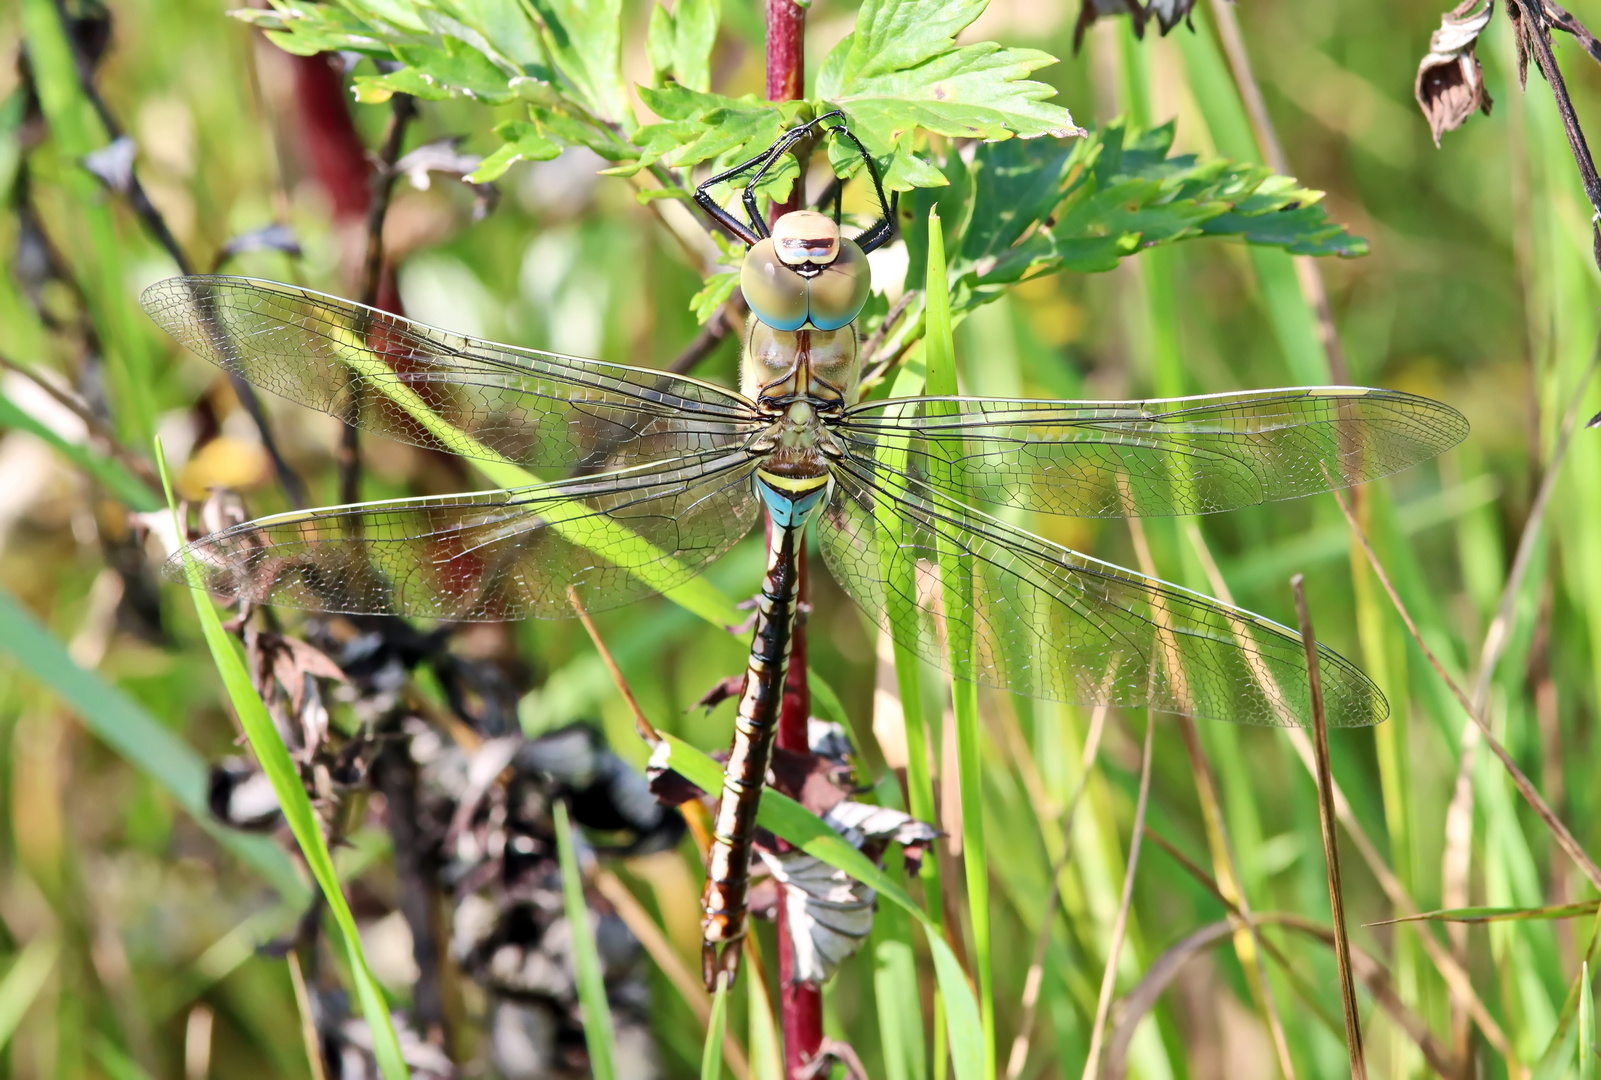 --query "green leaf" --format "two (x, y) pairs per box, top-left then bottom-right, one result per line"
(0, 937), (58, 1048)
(525, 0), (630, 126)
(925, 208), (994, 1075)
(661, 733), (986, 1080)
(700, 972), (730, 1080)
(158, 446), (408, 1080)
(554, 800), (617, 1080)
(816, 0), (1080, 156)
(690, 270), (739, 324)
(647, 0), (719, 93)
(468, 119), (562, 182)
